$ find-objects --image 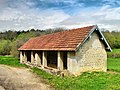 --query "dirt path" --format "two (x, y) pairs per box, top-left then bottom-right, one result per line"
(0, 65), (54, 90)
